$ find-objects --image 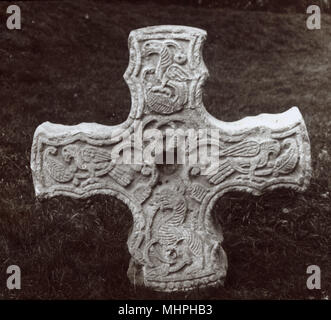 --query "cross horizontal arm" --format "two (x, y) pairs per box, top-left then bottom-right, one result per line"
(201, 106), (311, 197)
